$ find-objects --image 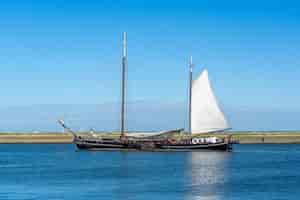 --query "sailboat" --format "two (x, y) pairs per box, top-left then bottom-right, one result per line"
(58, 32), (233, 151)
